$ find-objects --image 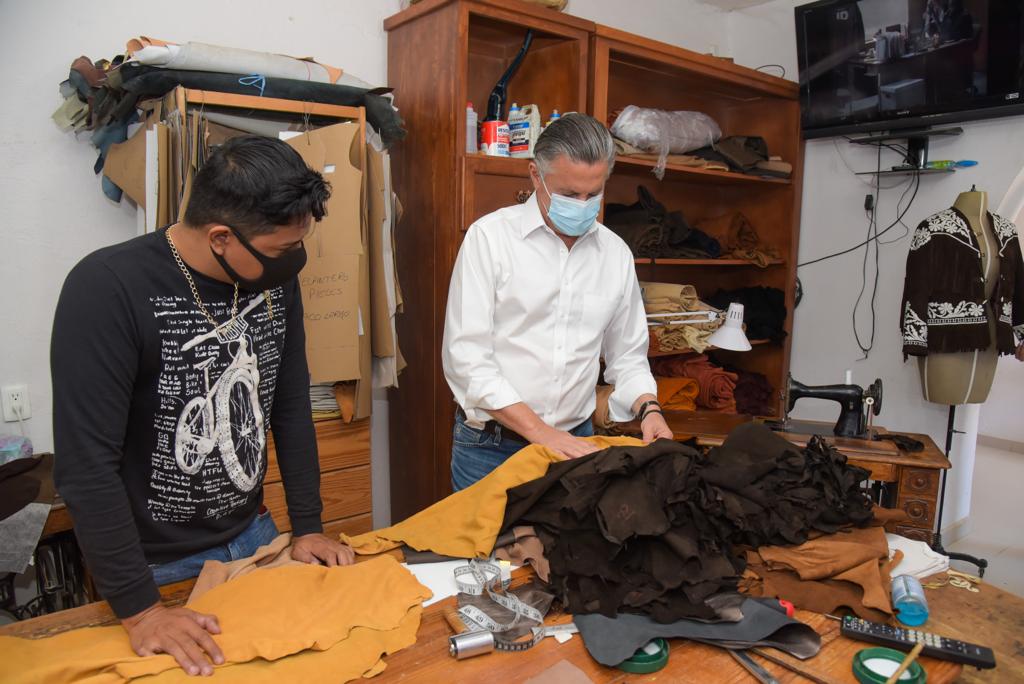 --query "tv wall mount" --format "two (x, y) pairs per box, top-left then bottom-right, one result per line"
(849, 126), (963, 177)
